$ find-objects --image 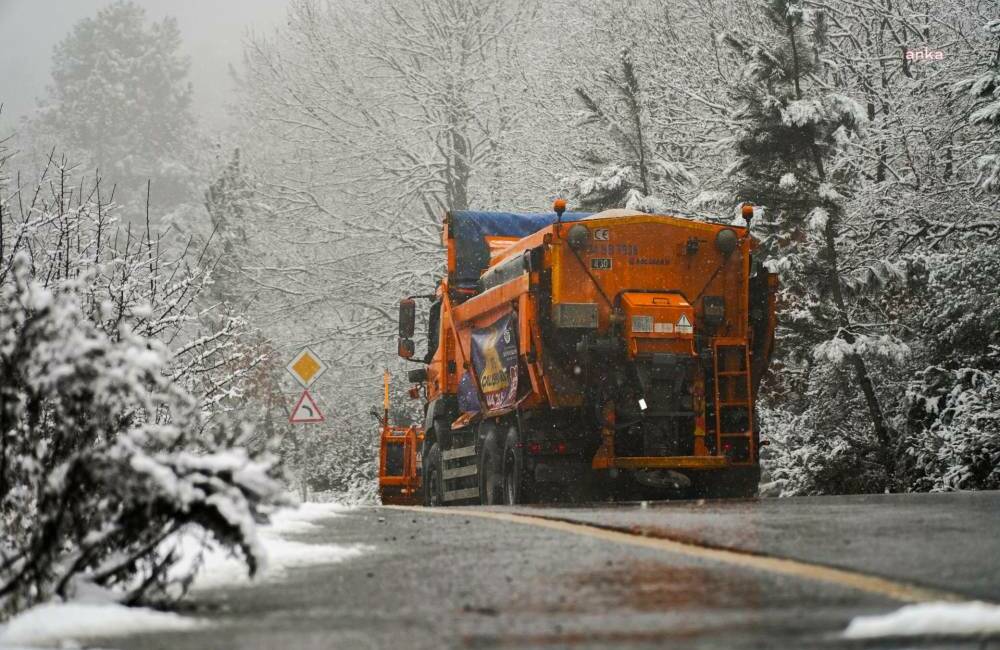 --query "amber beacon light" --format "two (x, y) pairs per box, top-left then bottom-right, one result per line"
(553, 198), (567, 224)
